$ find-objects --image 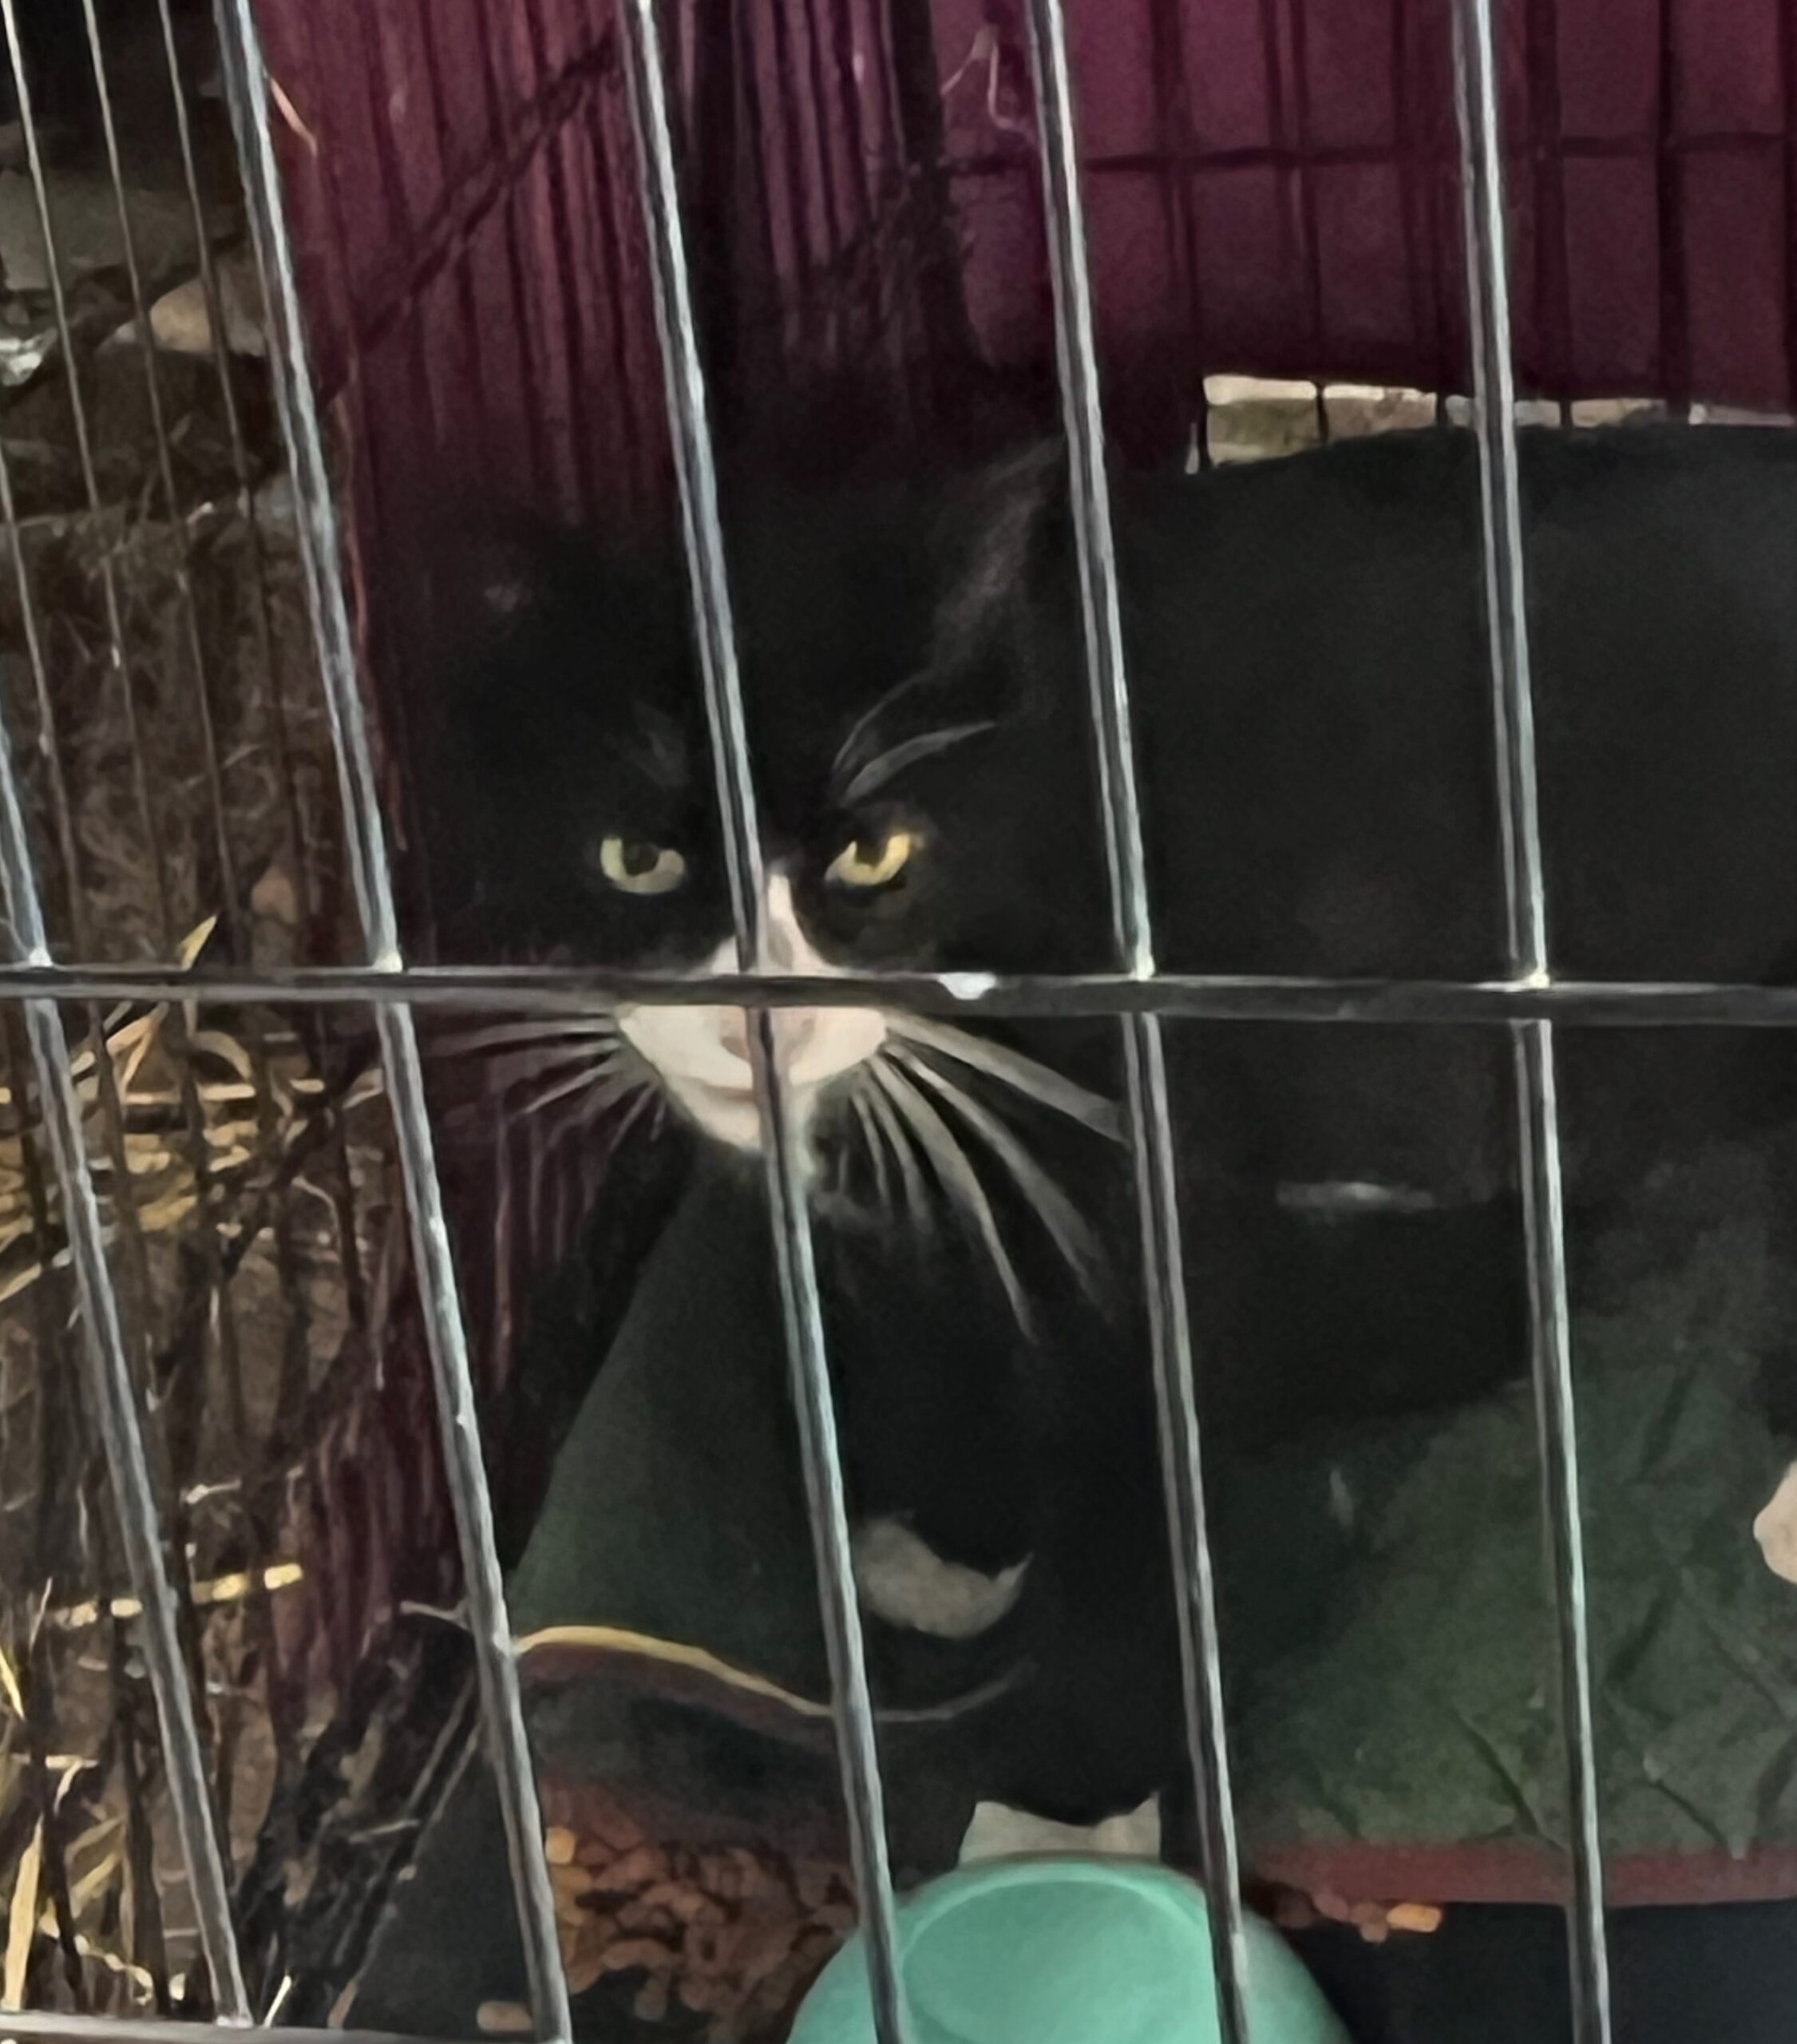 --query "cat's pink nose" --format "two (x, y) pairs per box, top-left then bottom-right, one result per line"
(717, 1006), (816, 1068)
